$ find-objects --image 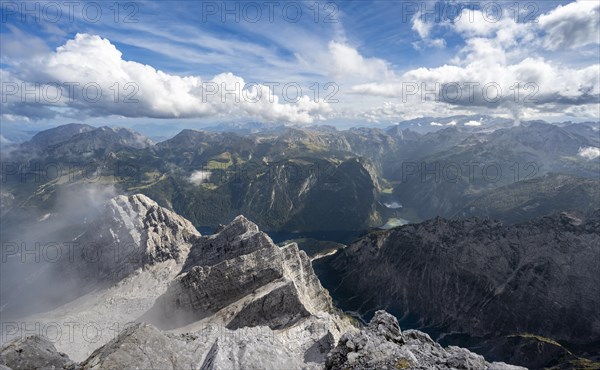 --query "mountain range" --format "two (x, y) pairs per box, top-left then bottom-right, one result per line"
(1, 120), (598, 235)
